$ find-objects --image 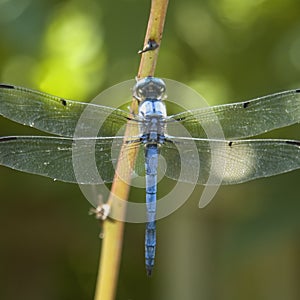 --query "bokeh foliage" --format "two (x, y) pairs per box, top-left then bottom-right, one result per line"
(0, 0), (300, 299)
